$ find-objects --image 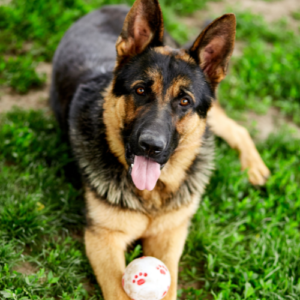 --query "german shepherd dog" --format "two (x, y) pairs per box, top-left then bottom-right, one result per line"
(50, 0), (270, 298)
